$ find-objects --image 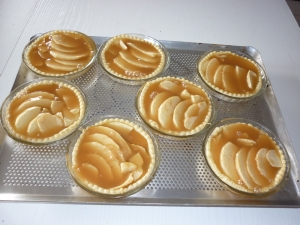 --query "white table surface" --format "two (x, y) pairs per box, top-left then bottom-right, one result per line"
(1, 0), (300, 224)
